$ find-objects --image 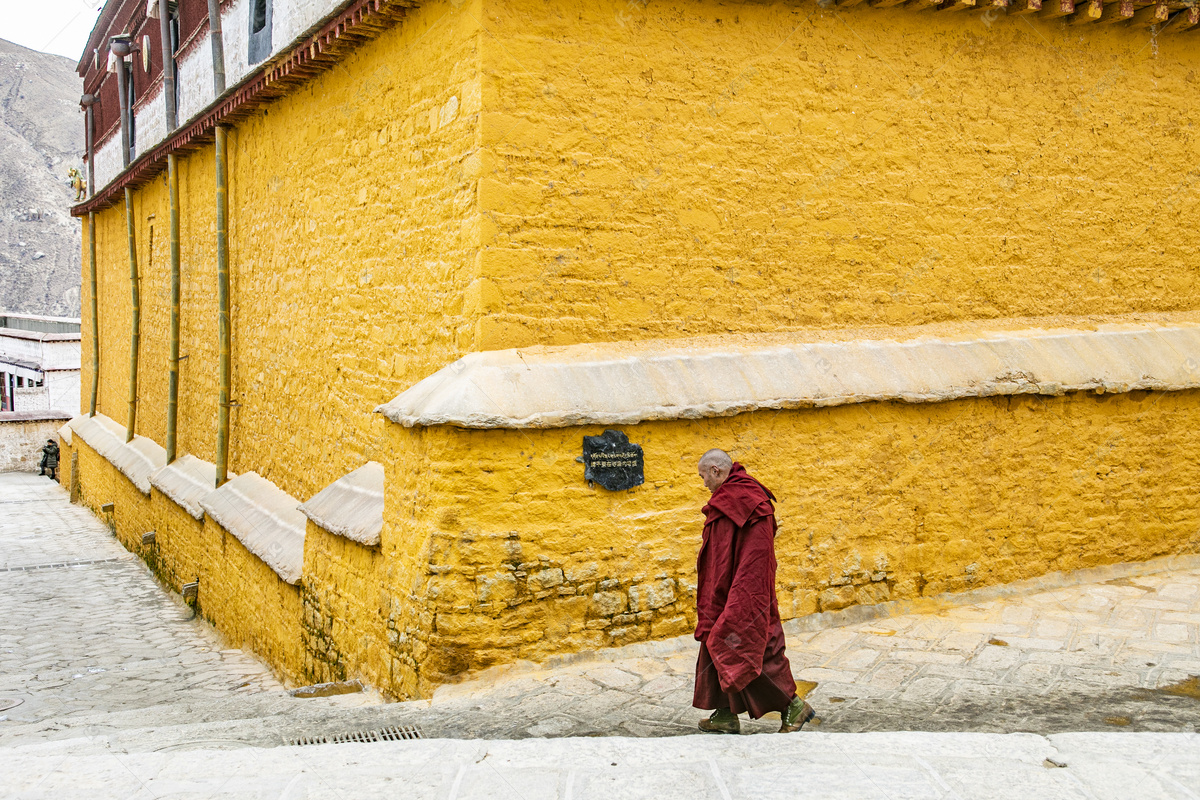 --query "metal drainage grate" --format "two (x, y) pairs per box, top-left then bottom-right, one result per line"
(289, 725), (422, 747)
